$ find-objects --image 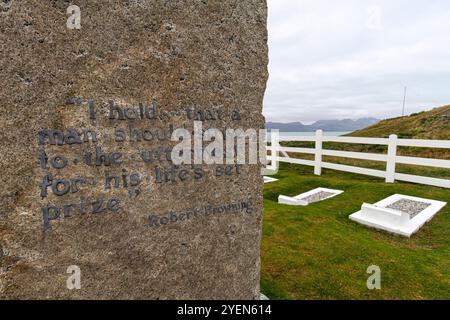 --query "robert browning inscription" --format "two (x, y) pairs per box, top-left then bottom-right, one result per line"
(0, 1), (268, 299)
